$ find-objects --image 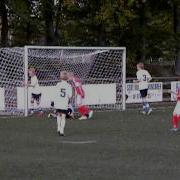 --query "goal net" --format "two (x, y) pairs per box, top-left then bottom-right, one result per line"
(0, 46), (126, 116)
